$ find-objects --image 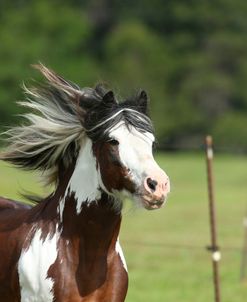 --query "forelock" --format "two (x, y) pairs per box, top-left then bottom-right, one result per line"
(85, 104), (154, 142)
